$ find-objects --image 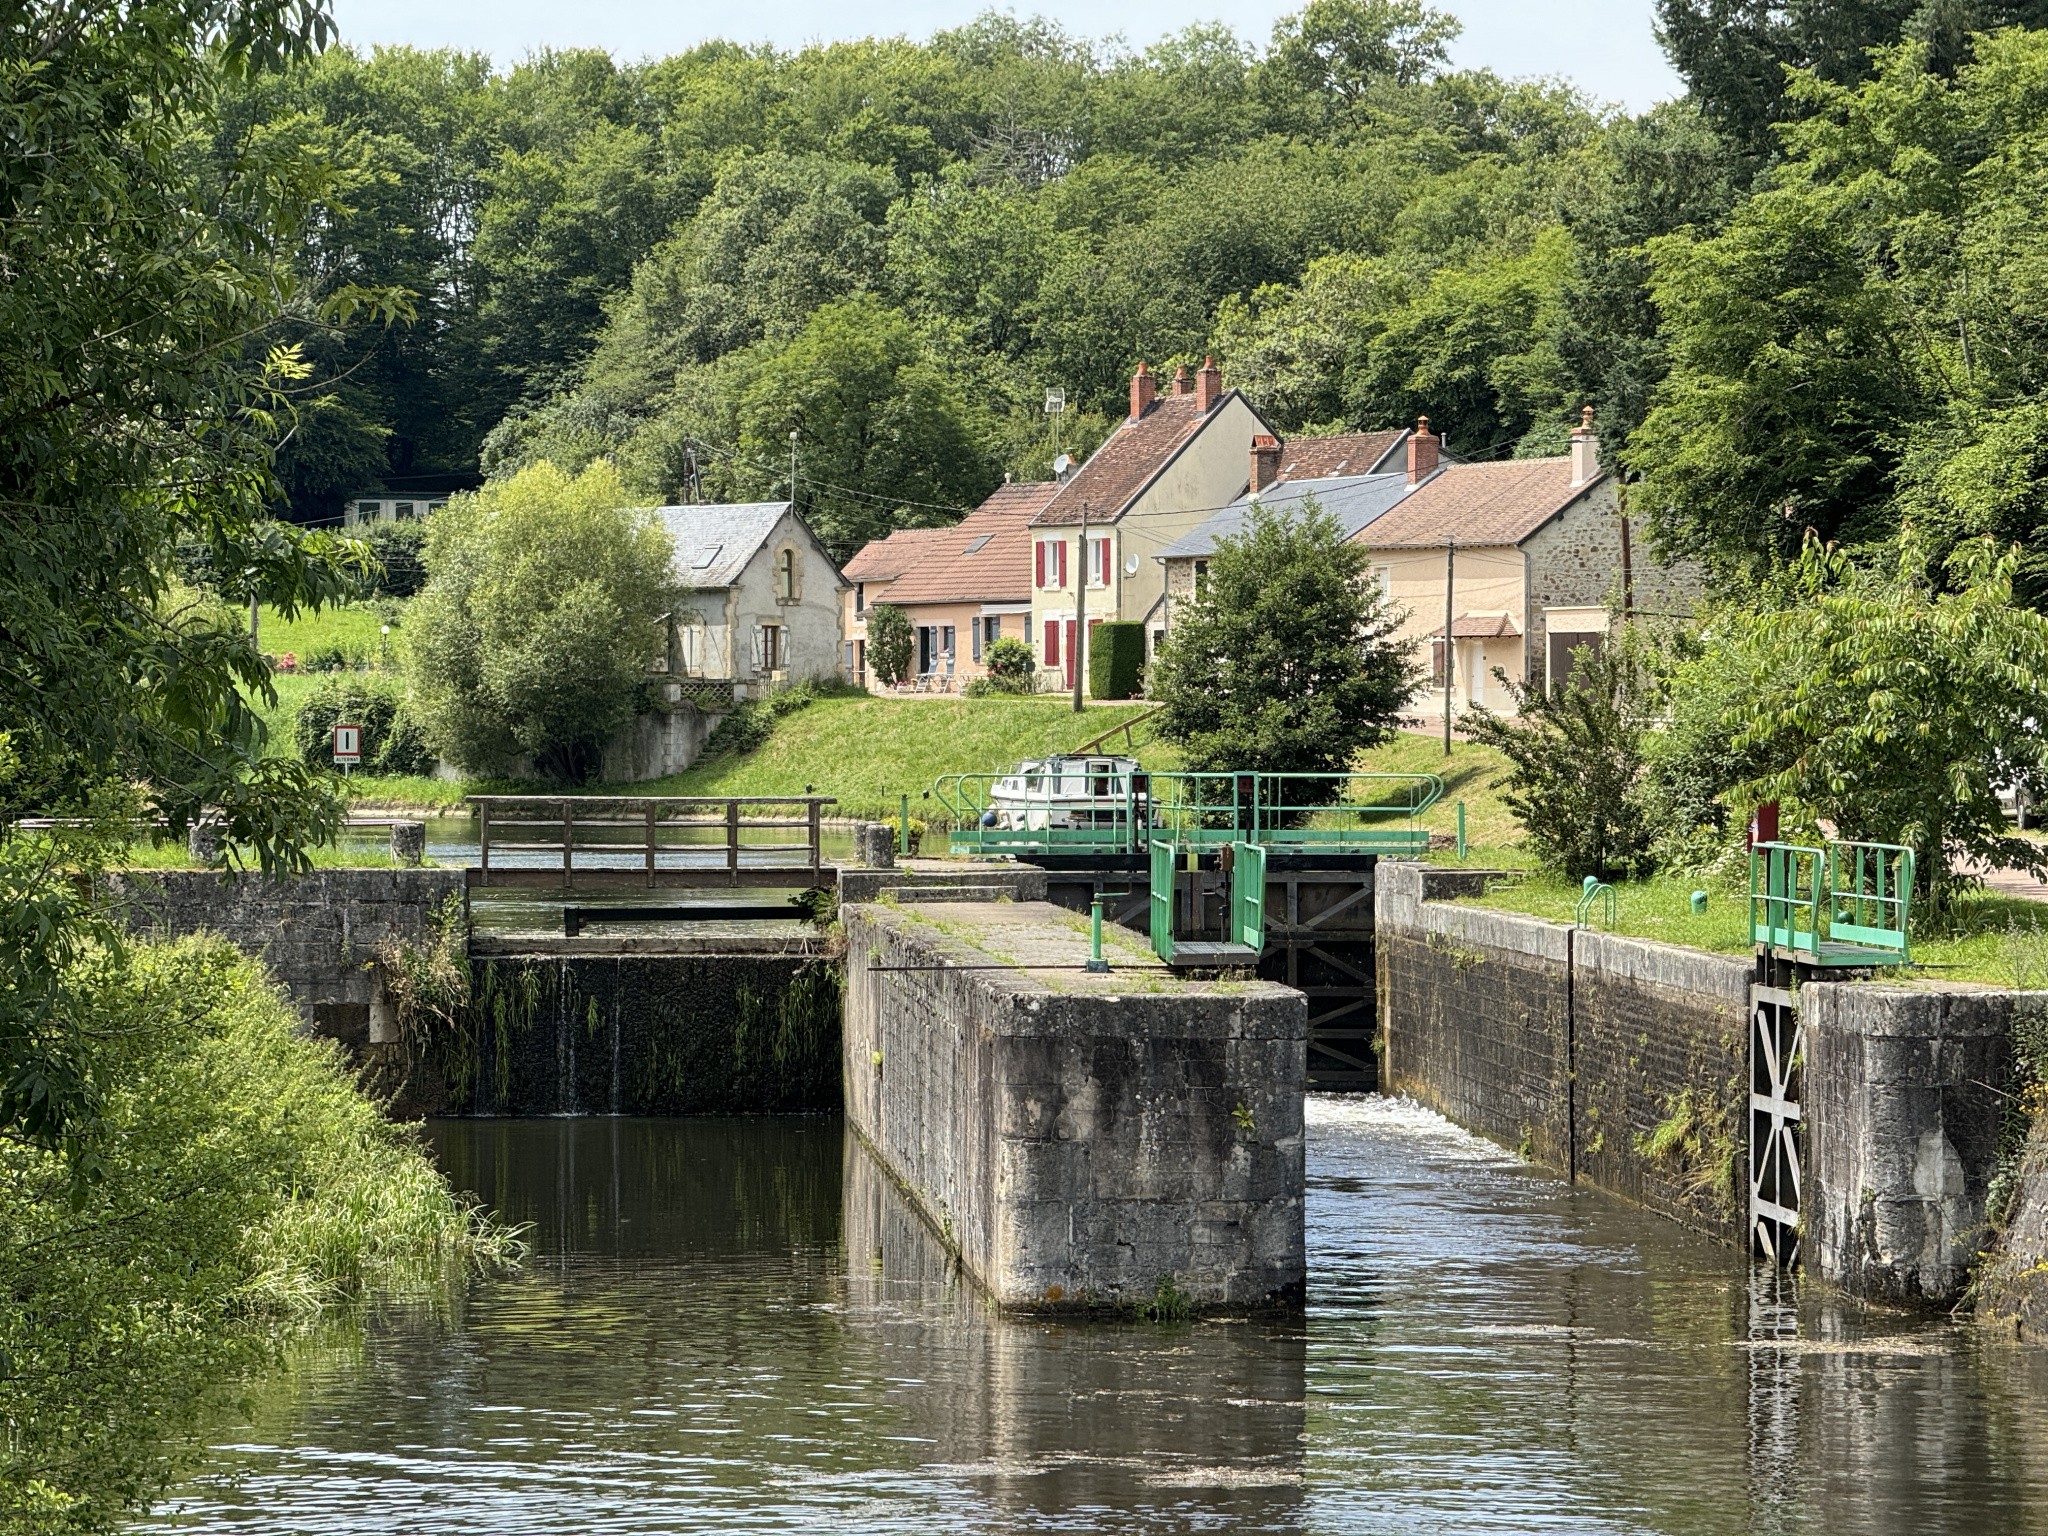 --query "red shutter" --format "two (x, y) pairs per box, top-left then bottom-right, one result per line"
(1035, 540), (1045, 589)
(1056, 540), (1068, 588)
(1045, 620), (1060, 666)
